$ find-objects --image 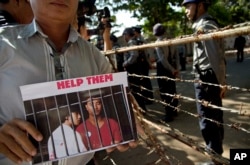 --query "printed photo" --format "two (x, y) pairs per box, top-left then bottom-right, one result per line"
(21, 72), (137, 164)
